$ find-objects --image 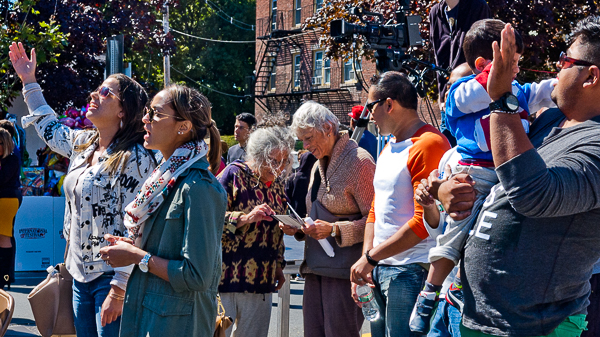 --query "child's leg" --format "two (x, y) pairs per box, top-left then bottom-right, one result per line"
(427, 257), (456, 286)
